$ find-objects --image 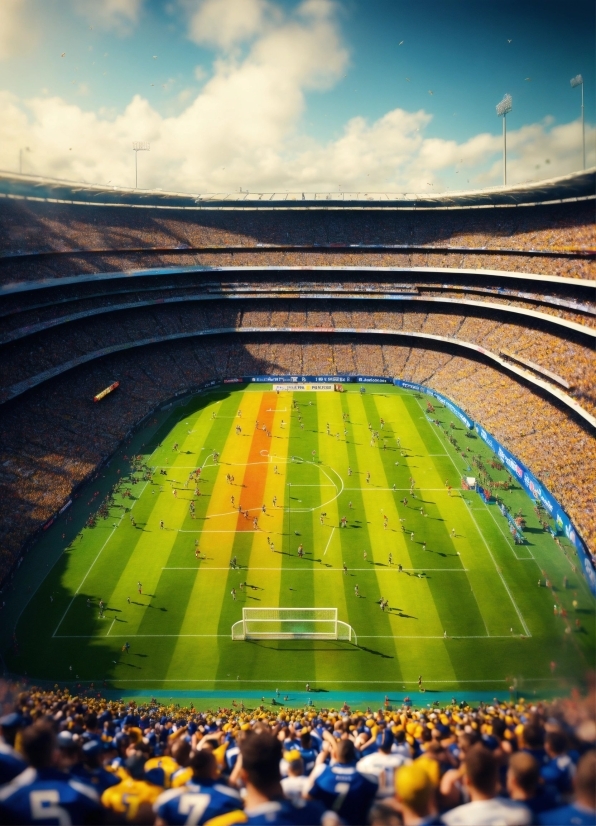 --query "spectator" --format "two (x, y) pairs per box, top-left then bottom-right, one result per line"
(306, 737), (378, 826)
(537, 751), (596, 826)
(230, 730), (331, 825)
(0, 720), (102, 825)
(393, 761), (441, 825)
(441, 745), (532, 826)
(155, 749), (242, 826)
